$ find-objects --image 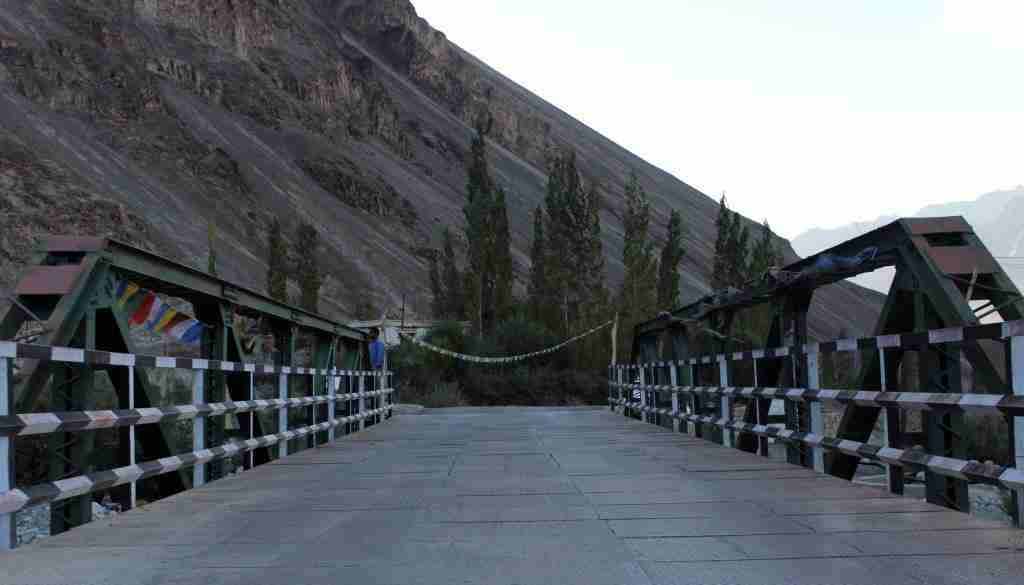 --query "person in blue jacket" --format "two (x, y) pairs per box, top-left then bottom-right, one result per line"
(368, 328), (386, 370)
